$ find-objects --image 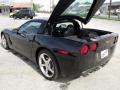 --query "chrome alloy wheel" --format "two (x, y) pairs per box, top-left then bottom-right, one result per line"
(1, 35), (7, 48)
(39, 53), (55, 78)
